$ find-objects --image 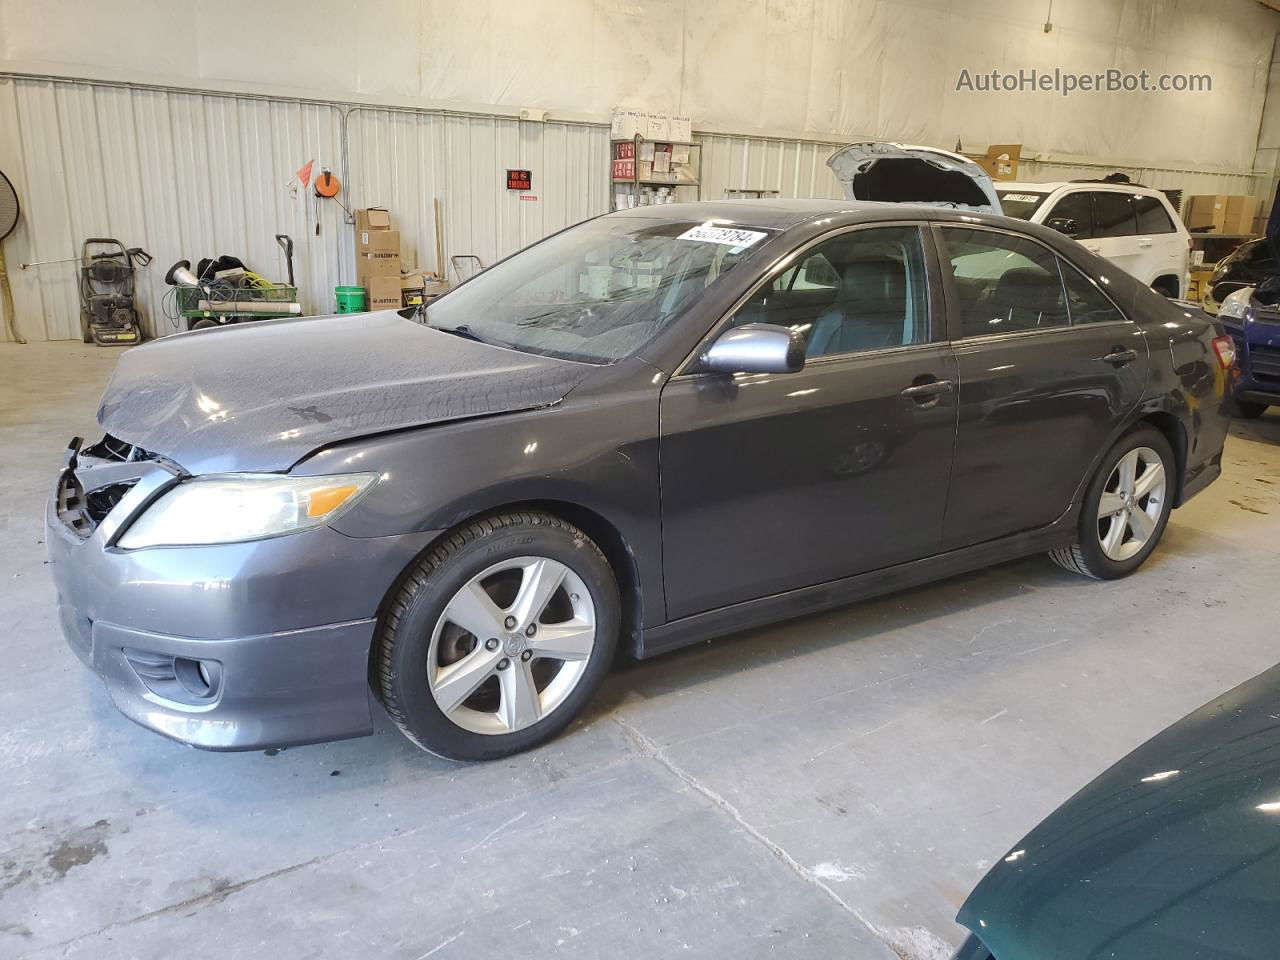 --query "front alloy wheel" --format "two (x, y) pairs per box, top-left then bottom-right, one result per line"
(376, 511), (619, 760)
(428, 557), (597, 735)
